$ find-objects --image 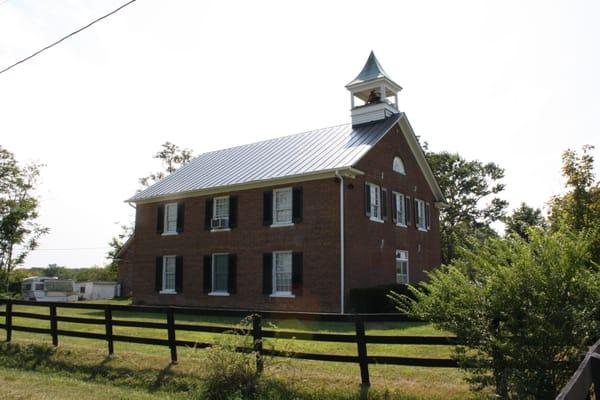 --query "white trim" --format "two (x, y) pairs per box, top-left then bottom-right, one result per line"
(270, 223), (294, 228)
(415, 198), (427, 230)
(210, 228), (231, 233)
(163, 203), (178, 234)
(161, 255), (177, 293)
(369, 217), (384, 223)
(393, 156), (406, 175)
(395, 250), (409, 284)
(366, 182), (382, 221)
(129, 167), (364, 204)
(161, 232), (178, 236)
(272, 187), (293, 225)
(272, 250), (293, 297)
(211, 253), (229, 294)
